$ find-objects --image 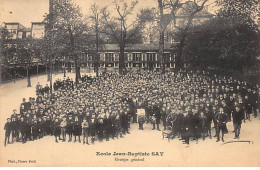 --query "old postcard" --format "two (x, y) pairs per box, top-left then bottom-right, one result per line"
(0, 0), (260, 167)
